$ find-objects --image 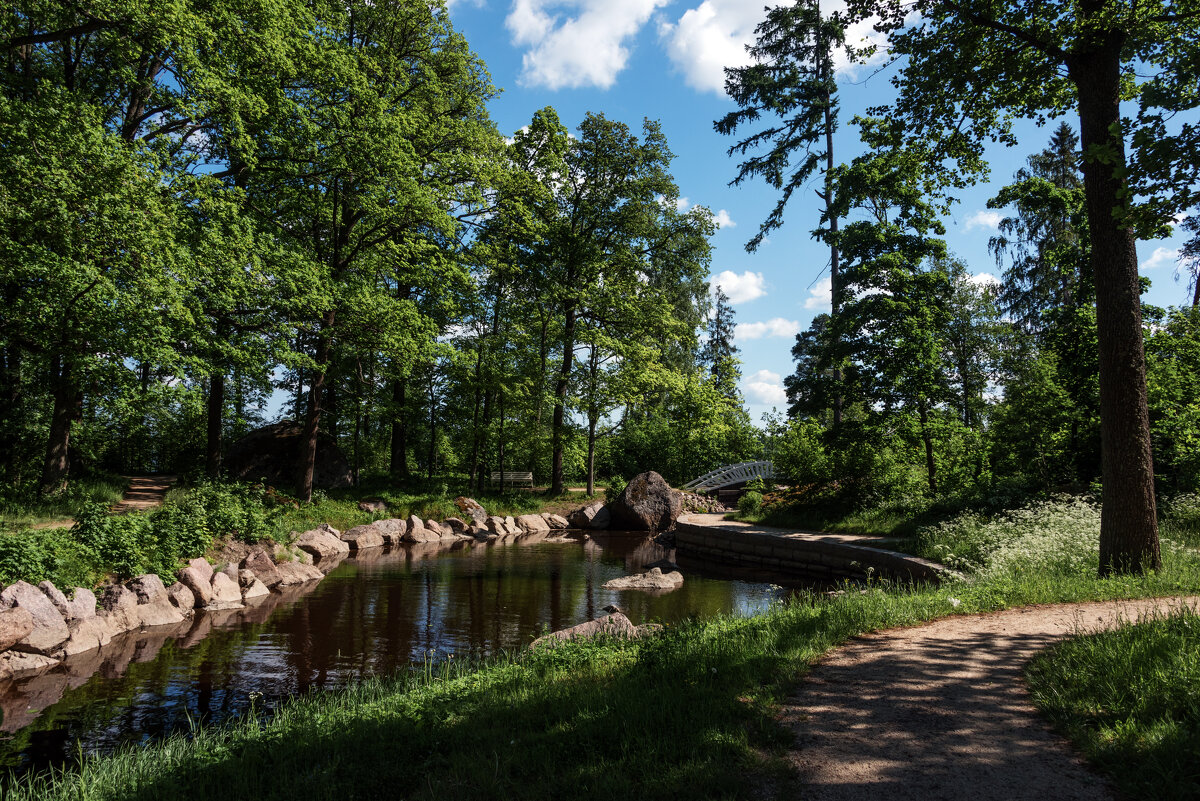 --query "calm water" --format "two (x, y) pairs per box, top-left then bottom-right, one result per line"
(0, 532), (796, 774)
